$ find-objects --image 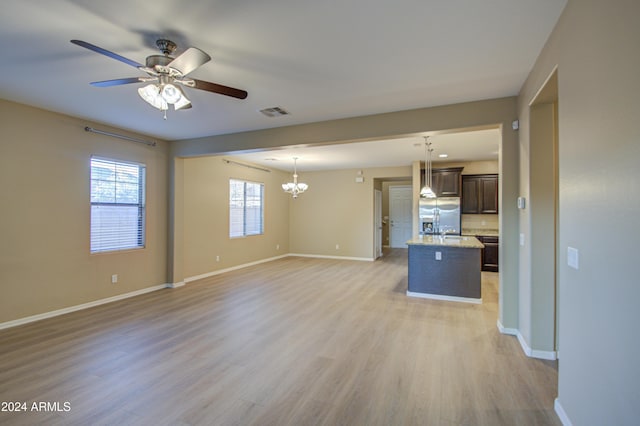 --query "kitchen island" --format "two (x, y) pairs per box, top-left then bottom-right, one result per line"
(407, 235), (484, 303)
